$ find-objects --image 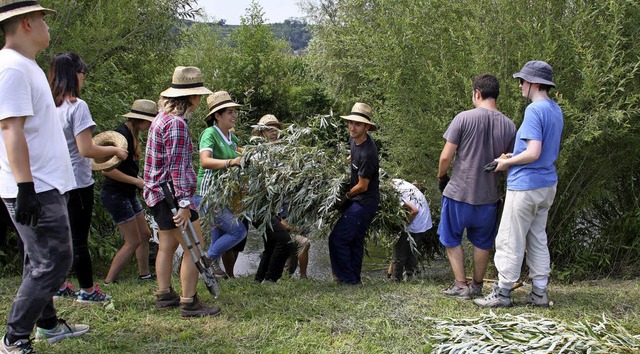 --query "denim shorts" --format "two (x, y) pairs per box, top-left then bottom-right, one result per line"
(100, 190), (143, 225)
